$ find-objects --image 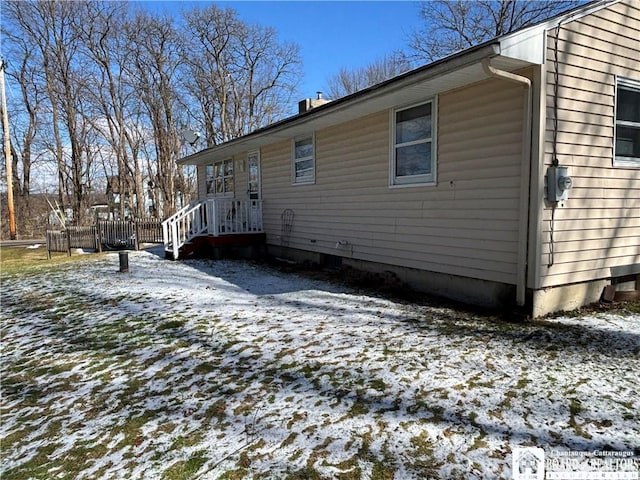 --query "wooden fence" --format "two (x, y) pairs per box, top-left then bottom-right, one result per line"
(46, 218), (162, 258)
